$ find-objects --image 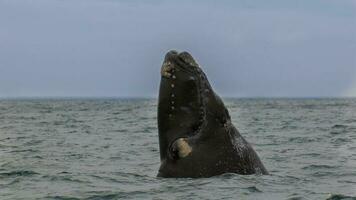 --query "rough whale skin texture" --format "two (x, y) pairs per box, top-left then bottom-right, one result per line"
(157, 50), (268, 178)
